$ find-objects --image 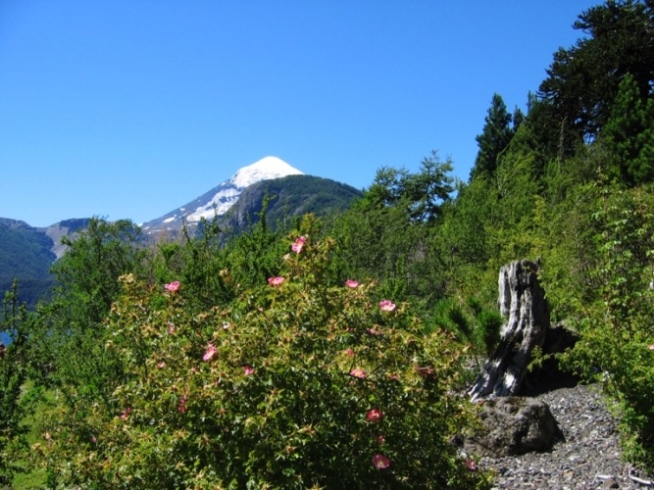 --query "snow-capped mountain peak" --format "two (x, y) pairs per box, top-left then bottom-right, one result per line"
(232, 156), (303, 188)
(142, 156), (304, 232)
